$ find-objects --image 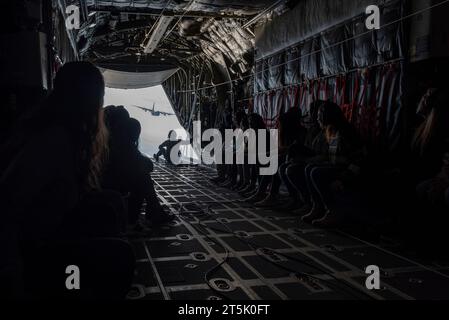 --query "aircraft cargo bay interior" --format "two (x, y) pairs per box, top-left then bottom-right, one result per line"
(1, 0), (449, 303)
